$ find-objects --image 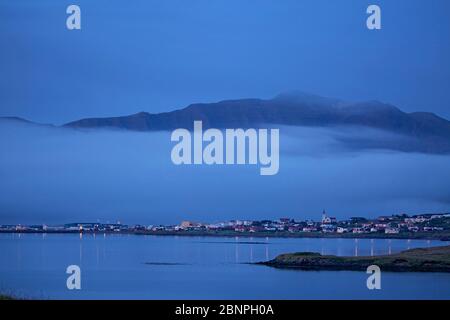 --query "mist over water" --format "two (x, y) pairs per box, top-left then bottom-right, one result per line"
(1, 121), (449, 225)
